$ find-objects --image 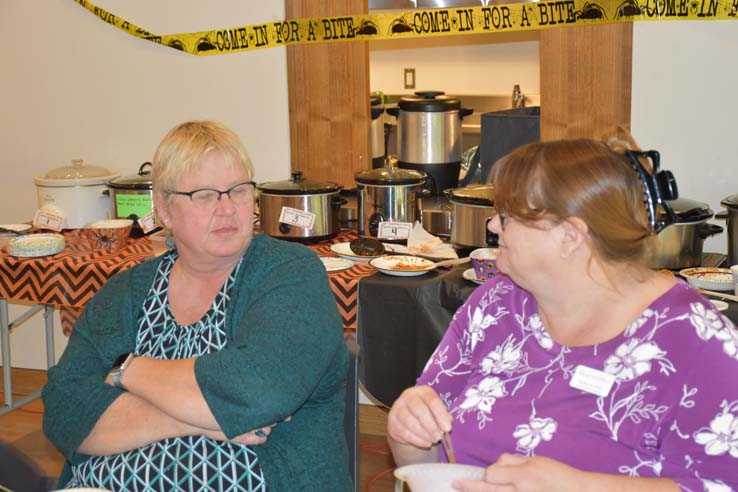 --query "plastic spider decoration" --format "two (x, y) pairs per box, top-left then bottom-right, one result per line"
(91, 230), (118, 253)
(389, 16), (415, 34)
(354, 19), (381, 36)
(615, 0), (644, 17)
(573, 2), (608, 19)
